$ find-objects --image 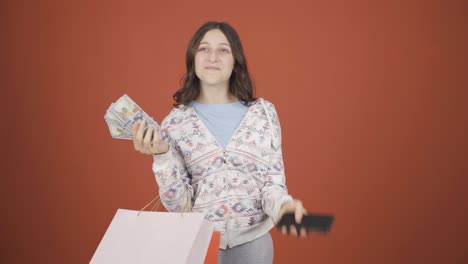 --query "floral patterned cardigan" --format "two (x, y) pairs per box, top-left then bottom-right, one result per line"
(152, 98), (293, 249)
